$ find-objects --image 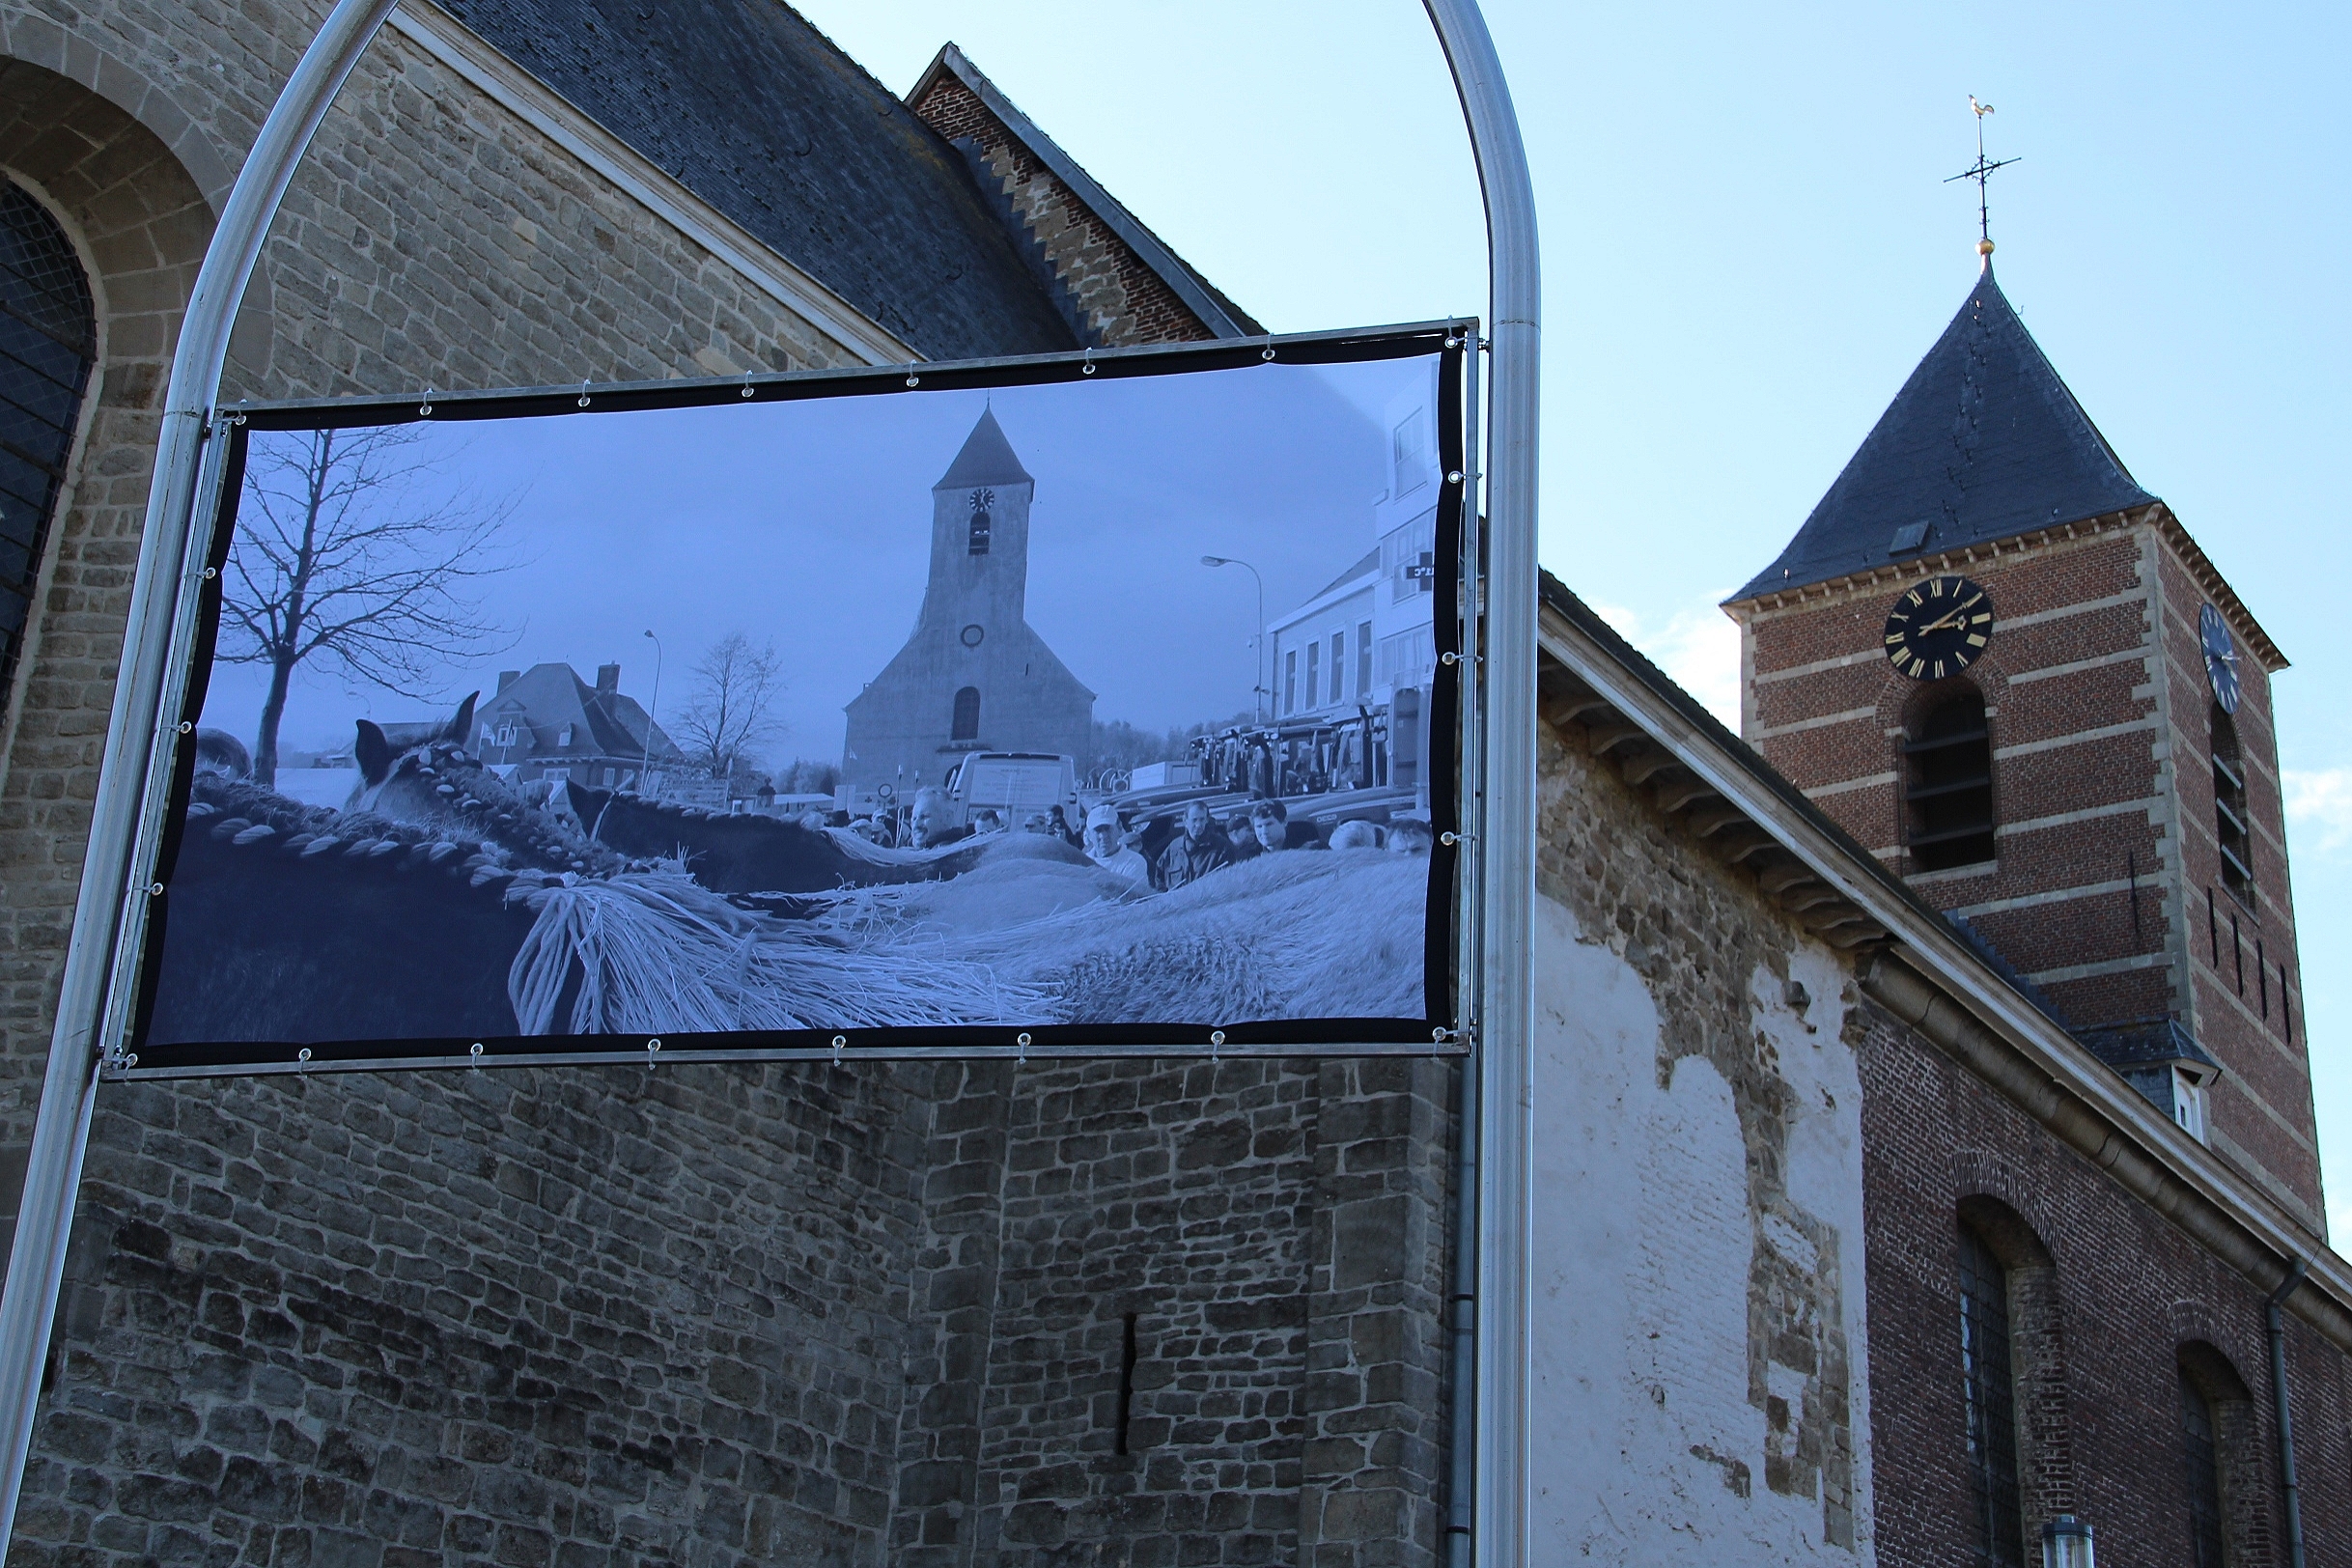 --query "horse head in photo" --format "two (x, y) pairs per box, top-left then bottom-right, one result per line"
(347, 692), (620, 876)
